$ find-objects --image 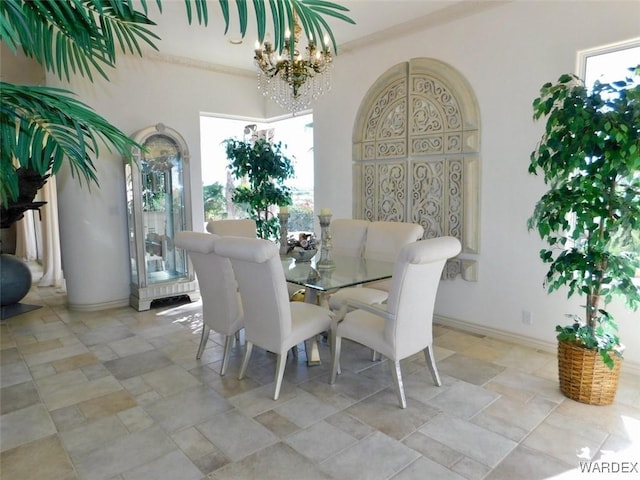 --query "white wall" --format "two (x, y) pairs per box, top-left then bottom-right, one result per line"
(50, 56), (265, 309)
(44, 1), (640, 367)
(312, 1), (640, 366)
